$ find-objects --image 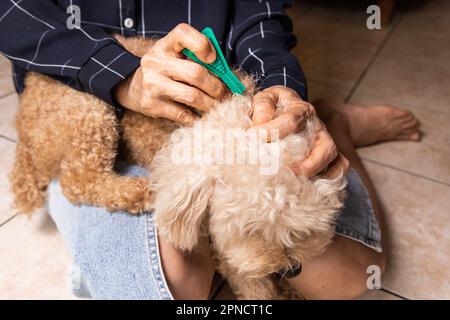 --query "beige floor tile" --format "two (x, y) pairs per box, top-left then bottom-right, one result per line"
(307, 80), (349, 103)
(349, 91), (450, 185)
(0, 55), (14, 97)
(0, 94), (18, 141)
(356, 55), (450, 114)
(0, 214), (75, 299)
(292, 37), (373, 90)
(292, 5), (391, 53)
(0, 139), (16, 225)
(396, 1), (450, 40)
(289, 2), (377, 90)
(380, 24), (450, 71)
(363, 161), (450, 299)
(358, 290), (403, 300)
